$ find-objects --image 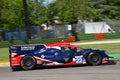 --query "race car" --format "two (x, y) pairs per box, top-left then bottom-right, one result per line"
(9, 41), (113, 71)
